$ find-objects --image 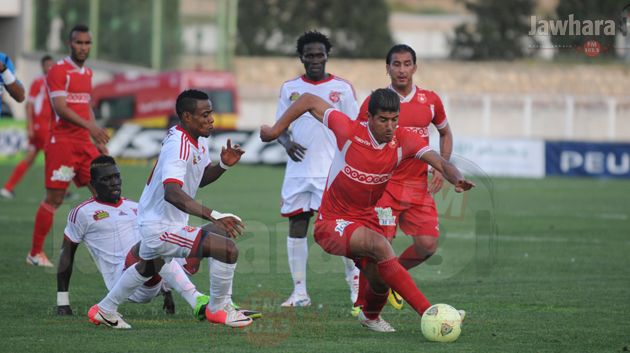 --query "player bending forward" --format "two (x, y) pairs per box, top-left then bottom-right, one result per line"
(261, 89), (474, 332)
(89, 90), (255, 329)
(57, 156), (211, 320)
